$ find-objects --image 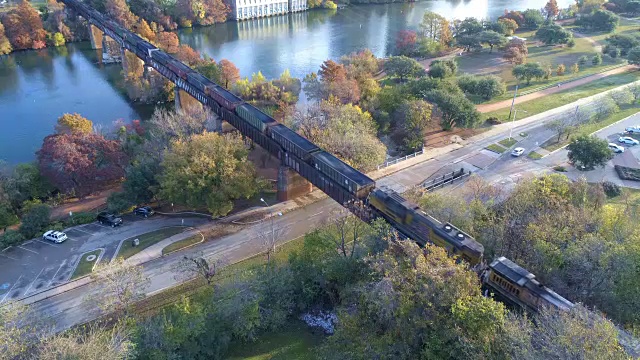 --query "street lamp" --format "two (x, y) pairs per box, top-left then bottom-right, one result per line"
(509, 108), (527, 140)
